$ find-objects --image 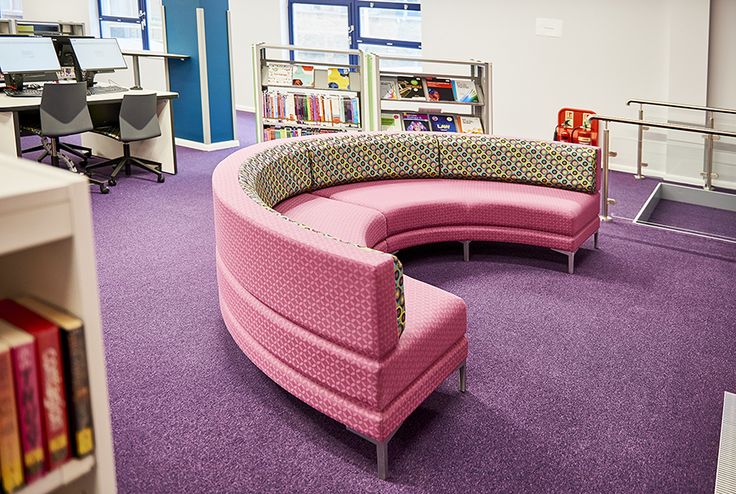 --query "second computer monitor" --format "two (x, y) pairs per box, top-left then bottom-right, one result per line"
(70, 37), (127, 73)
